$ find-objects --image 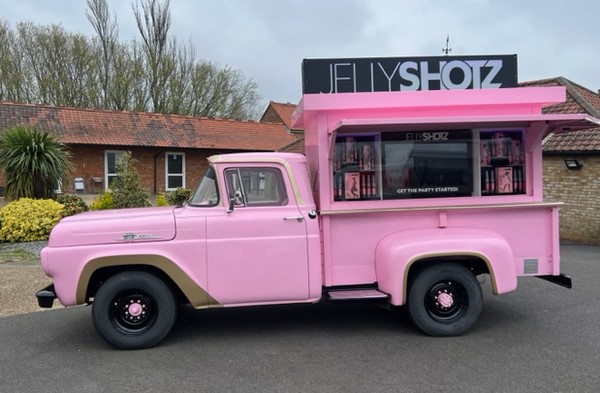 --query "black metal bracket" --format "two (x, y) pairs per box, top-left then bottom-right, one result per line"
(538, 274), (572, 289)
